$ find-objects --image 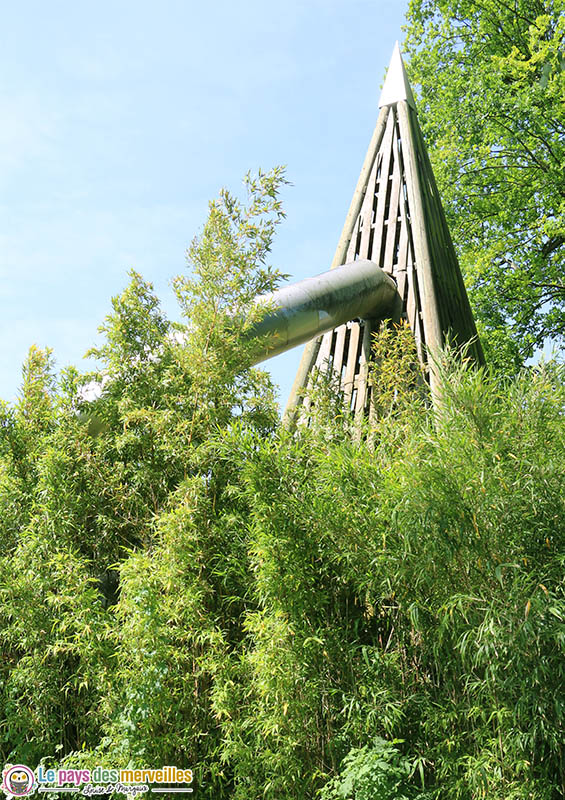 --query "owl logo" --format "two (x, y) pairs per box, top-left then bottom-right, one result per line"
(1, 765), (35, 797)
